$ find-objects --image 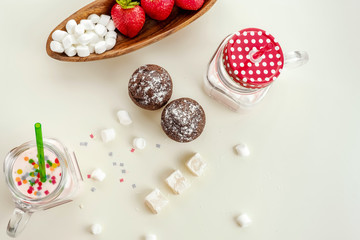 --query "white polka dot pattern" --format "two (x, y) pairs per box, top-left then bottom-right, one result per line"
(223, 28), (284, 89)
